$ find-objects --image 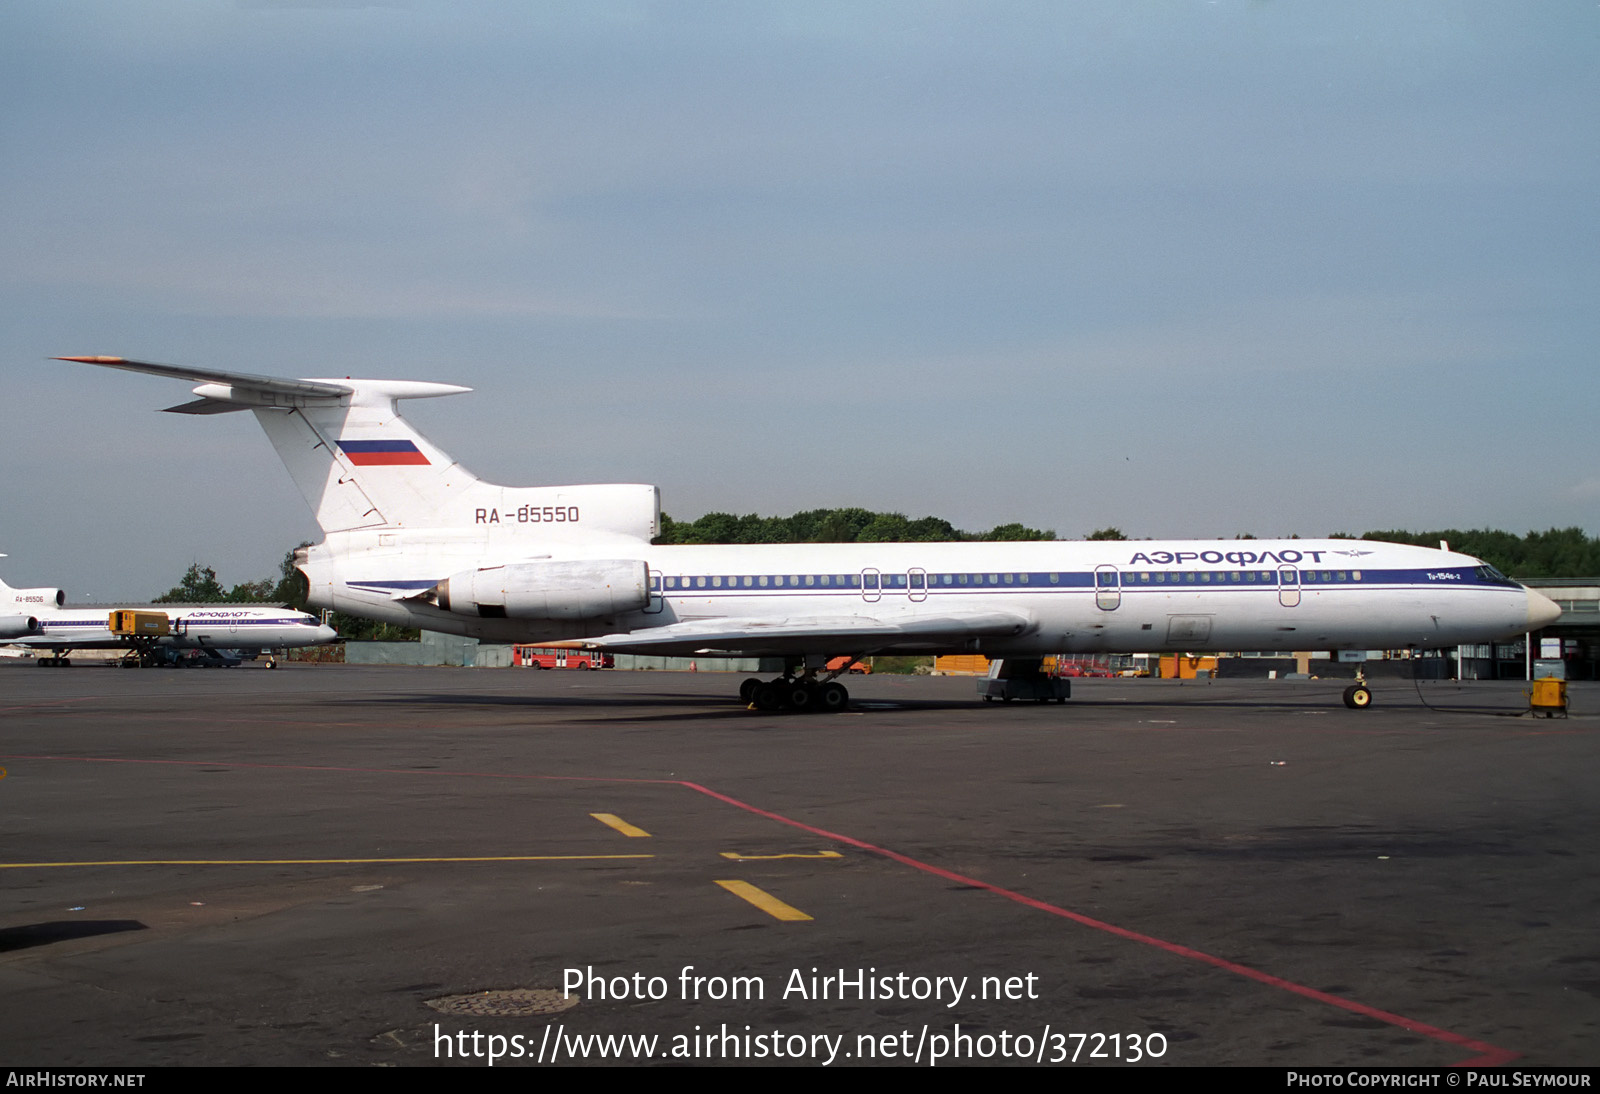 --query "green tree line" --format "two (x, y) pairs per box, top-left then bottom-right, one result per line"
(655, 508), (1055, 544)
(154, 562), (302, 605)
(1089, 525), (1599, 577)
(657, 513), (1599, 578)
(1356, 527), (1600, 579)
